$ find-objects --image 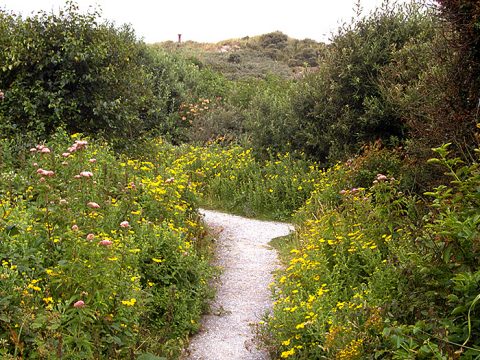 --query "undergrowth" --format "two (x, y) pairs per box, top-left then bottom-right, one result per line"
(262, 142), (480, 359)
(0, 132), (213, 359)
